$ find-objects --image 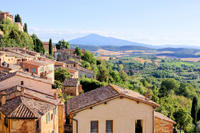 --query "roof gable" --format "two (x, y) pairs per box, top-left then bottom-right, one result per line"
(66, 84), (159, 115)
